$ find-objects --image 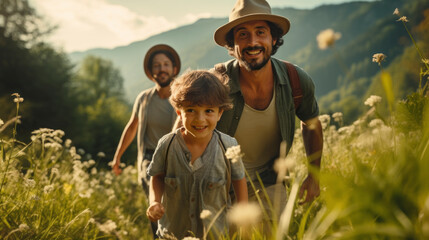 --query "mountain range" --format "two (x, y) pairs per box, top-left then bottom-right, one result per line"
(69, 0), (429, 121)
